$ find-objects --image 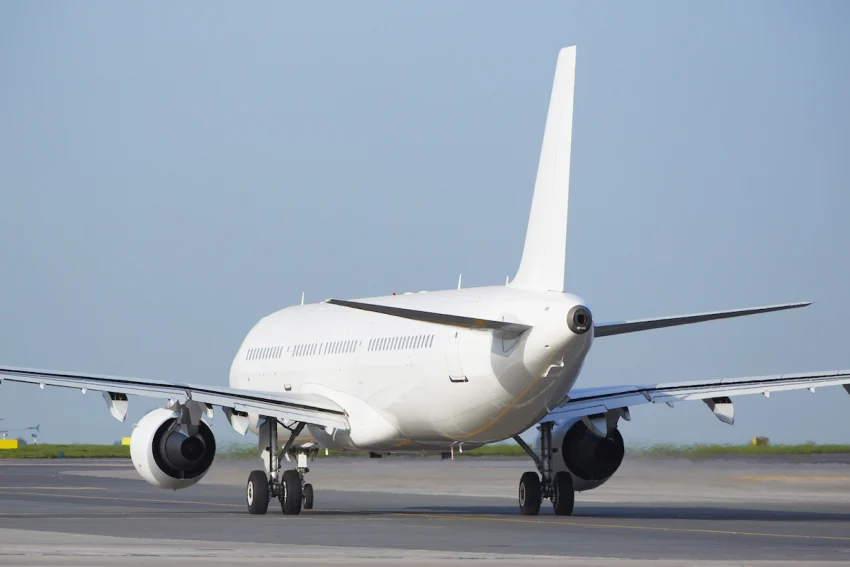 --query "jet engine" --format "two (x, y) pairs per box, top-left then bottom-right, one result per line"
(550, 417), (625, 491)
(130, 407), (216, 490)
